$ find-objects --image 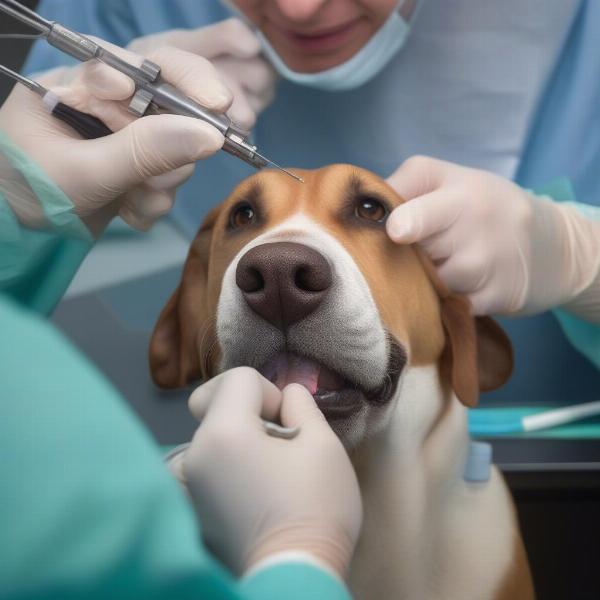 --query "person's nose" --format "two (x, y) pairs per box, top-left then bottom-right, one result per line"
(274, 0), (328, 22)
(236, 242), (332, 330)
